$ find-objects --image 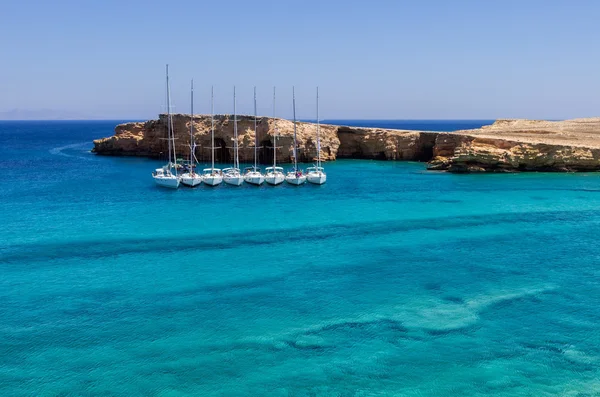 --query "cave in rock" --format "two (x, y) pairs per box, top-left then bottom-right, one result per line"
(258, 139), (273, 165)
(215, 138), (230, 163)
